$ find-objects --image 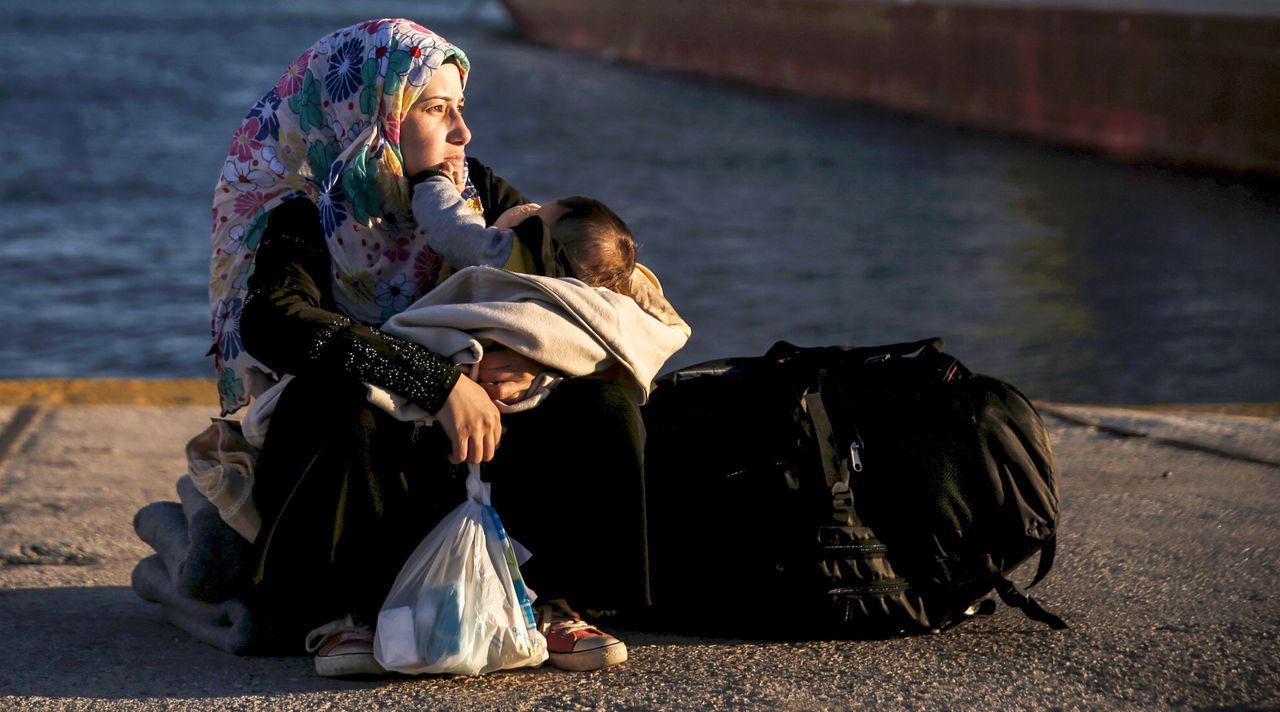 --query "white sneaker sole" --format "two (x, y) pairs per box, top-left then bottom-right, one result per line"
(547, 641), (628, 672)
(314, 651), (387, 678)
